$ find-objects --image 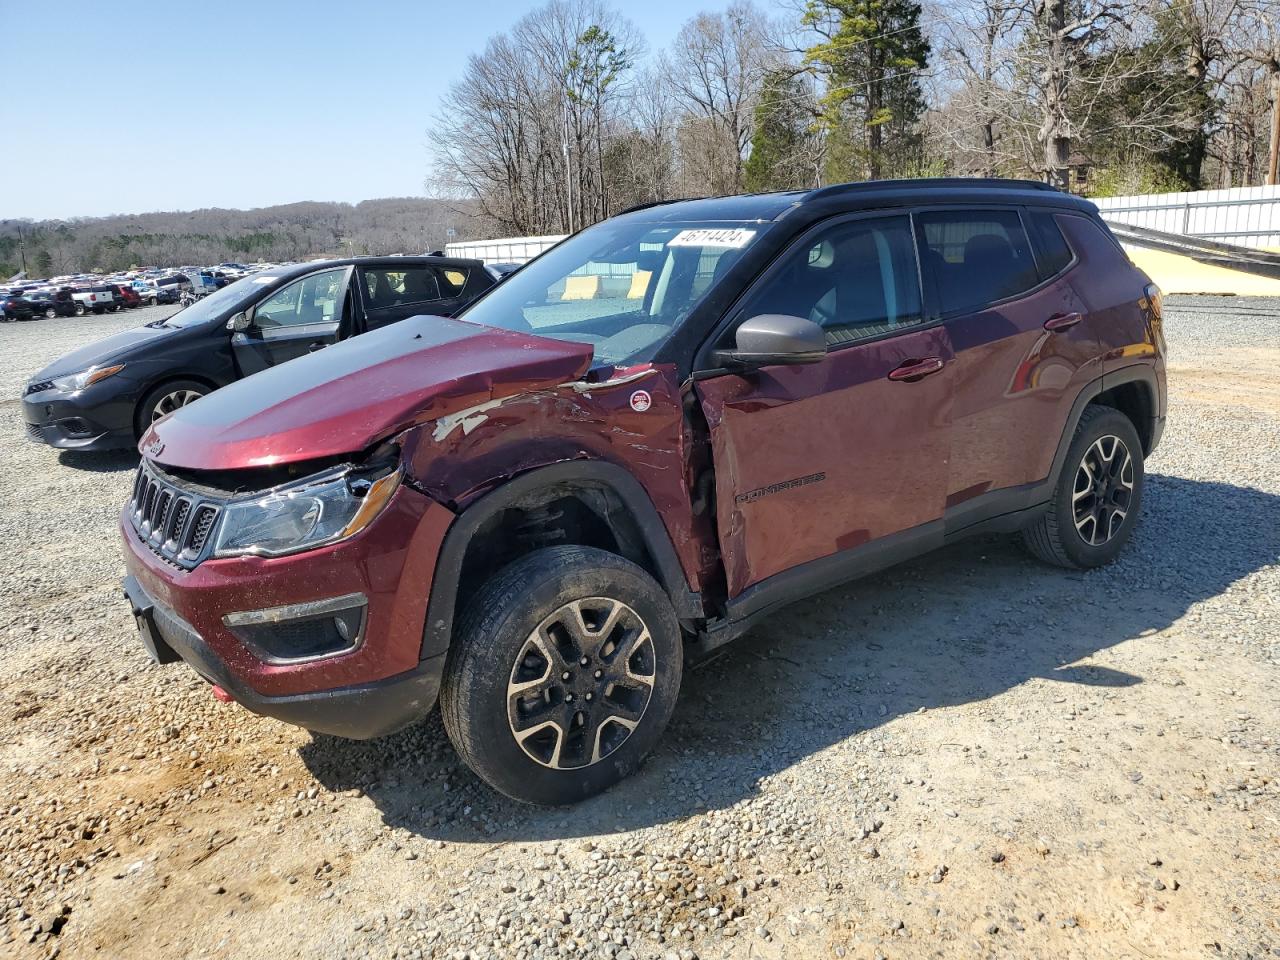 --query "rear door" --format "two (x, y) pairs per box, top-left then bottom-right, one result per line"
(915, 206), (1098, 515)
(695, 212), (955, 599)
(231, 266), (354, 376)
(357, 264), (471, 332)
